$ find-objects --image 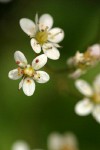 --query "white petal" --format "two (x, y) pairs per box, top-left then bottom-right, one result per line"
(88, 44), (100, 57)
(34, 71), (50, 83)
(47, 133), (62, 150)
(32, 54), (47, 70)
(8, 69), (22, 80)
(14, 51), (28, 68)
(31, 38), (41, 53)
(19, 78), (24, 90)
(22, 77), (35, 96)
(53, 43), (61, 48)
(75, 98), (93, 116)
(69, 69), (84, 79)
(92, 105), (100, 123)
(35, 13), (39, 25)
(34, 14), (39, 33)
(39, 14), (53, 31)
(48, 28), (64, 43)
(63, 132), (78, 148)
(75, 79), (93, 97)
(93, 74), (100, 93)
(12, 140), (30, 150)
(19, 18), (35, 37)
(43, 43), (60, 60)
